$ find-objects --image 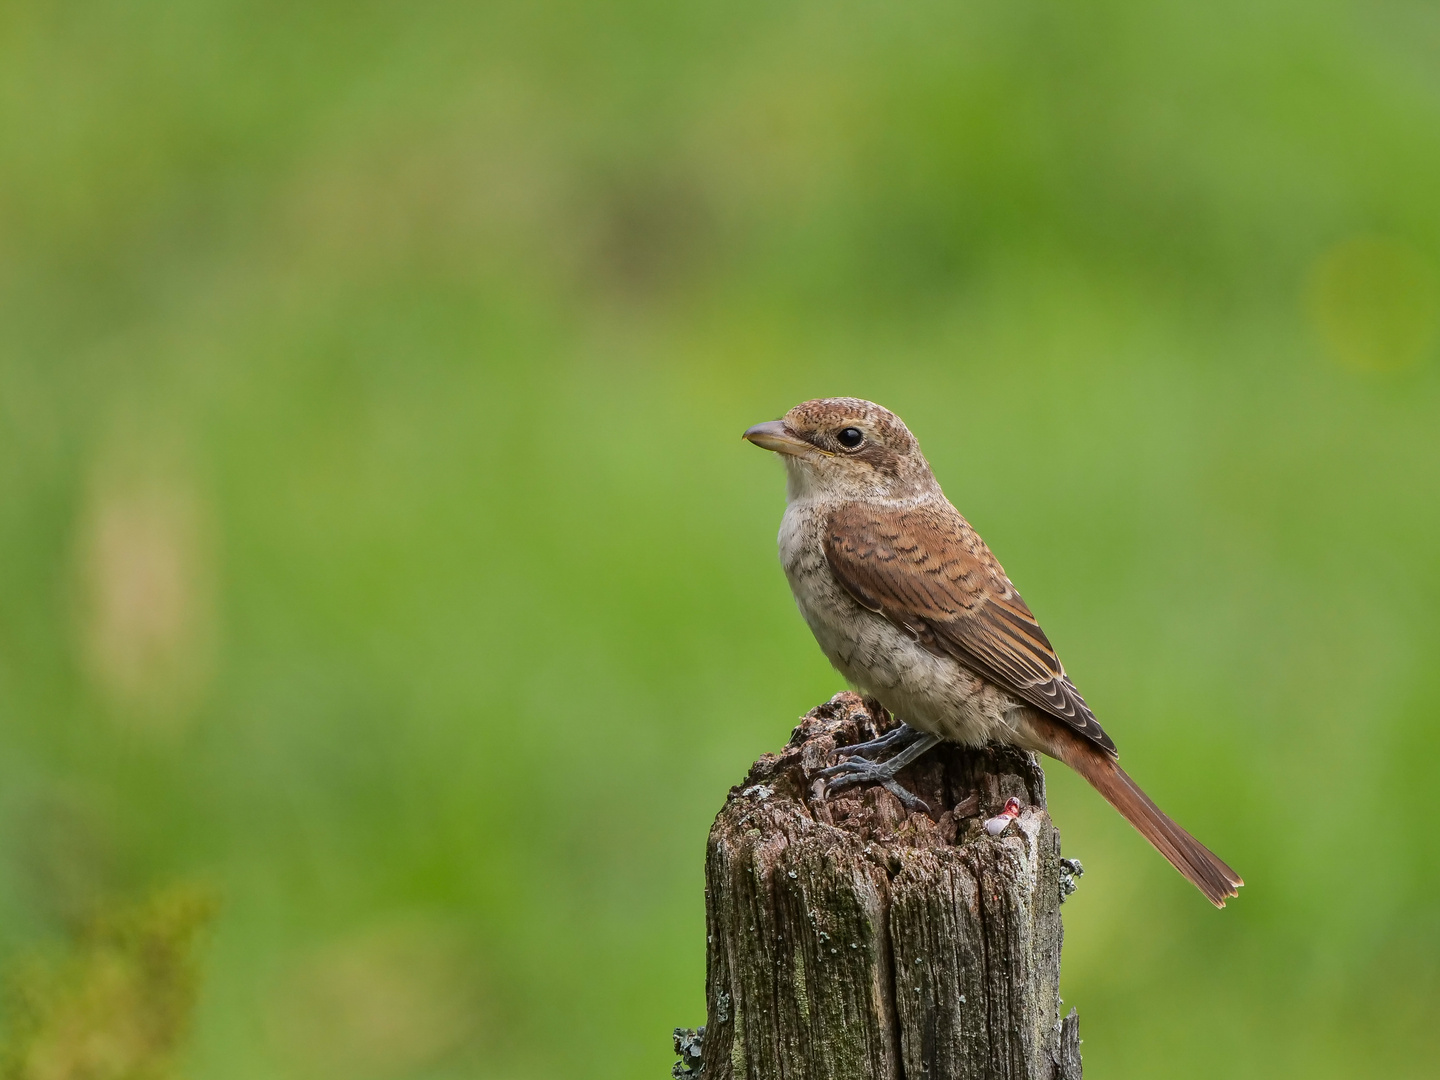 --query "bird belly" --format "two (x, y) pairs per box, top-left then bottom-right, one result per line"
(778, 501), (1024, 748)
